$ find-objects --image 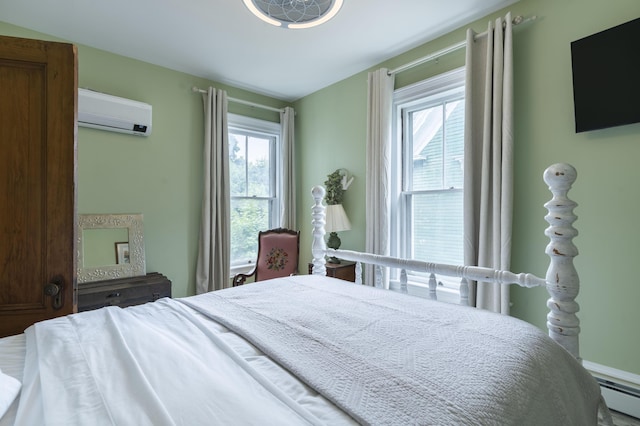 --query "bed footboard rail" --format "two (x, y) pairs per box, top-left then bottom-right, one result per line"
(311, 163), (581, 359)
